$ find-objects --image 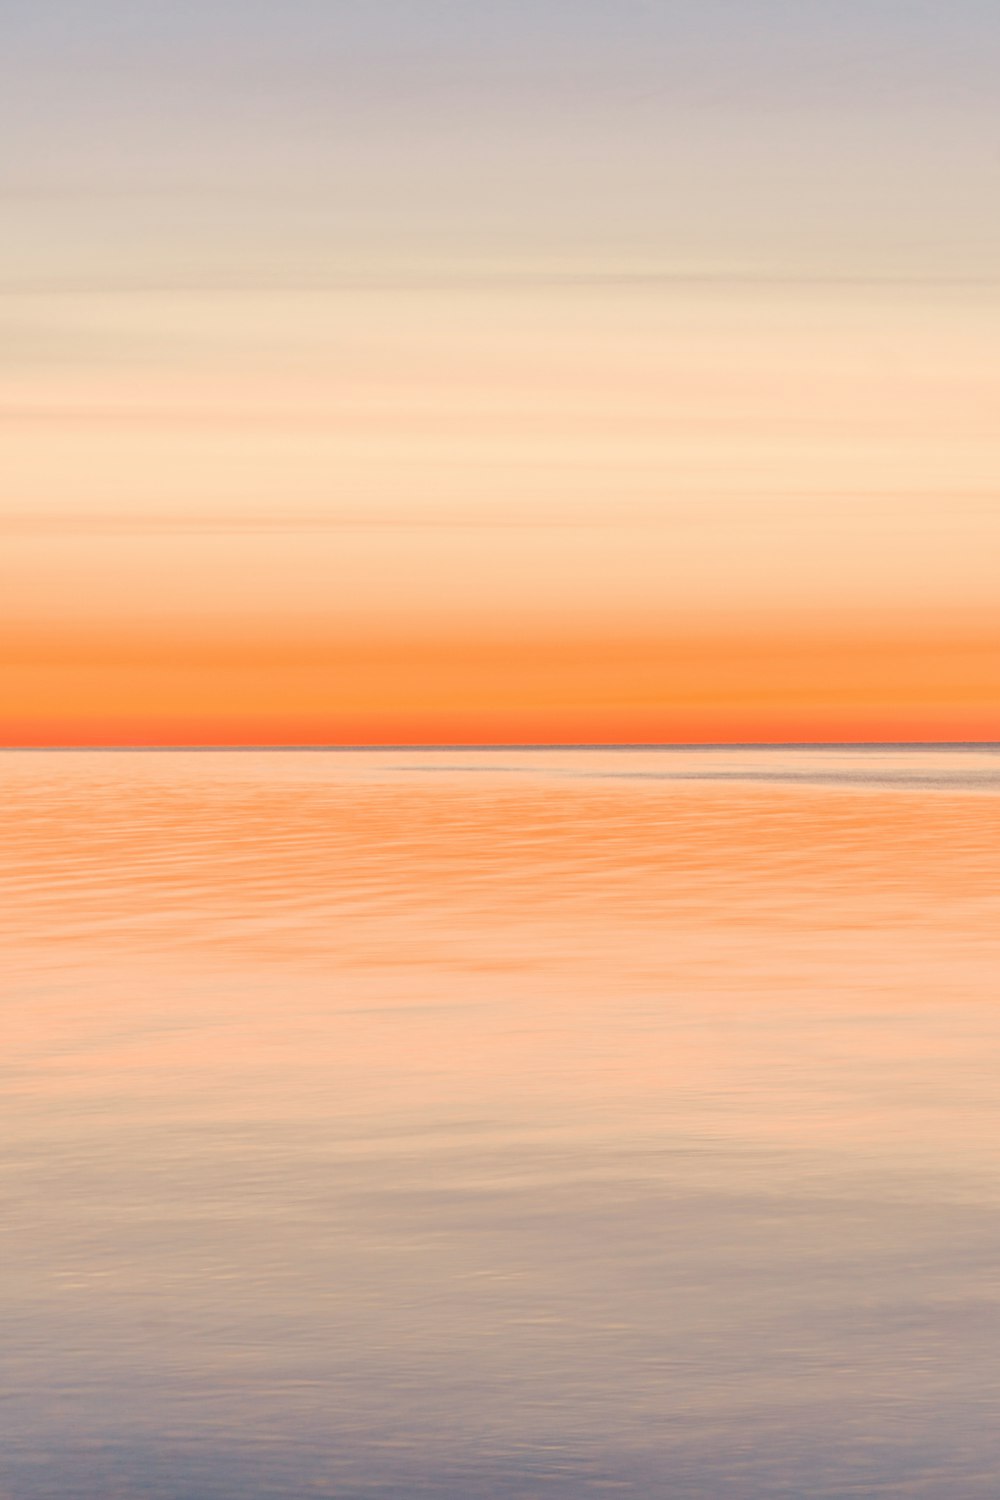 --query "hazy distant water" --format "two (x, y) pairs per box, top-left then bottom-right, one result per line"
(2, 746), (1000, 1500)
